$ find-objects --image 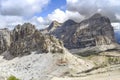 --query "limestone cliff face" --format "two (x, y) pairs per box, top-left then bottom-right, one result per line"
(47, 21), (61, 32)
(49, 13), (115, 49)
(70, 13), (115, 48)
(0, 13), (116, 57)
(40, 21), (61, 34)
(0, 23), (64, 57)
(12, 23), (36, 41)
(9, 23), (64, 57)
(0, 28), (11, 53)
